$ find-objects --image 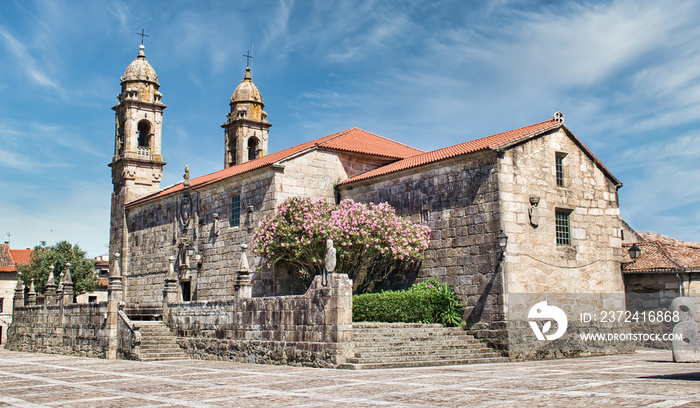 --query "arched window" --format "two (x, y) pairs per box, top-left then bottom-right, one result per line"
(247, 137), (259, 160)
(138, 120), (151, 147)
